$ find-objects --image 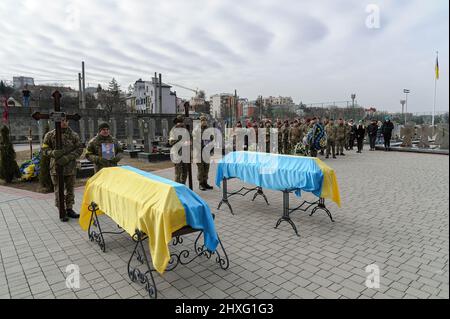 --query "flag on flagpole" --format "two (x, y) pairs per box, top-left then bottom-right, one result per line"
(435, 55), (440, 80)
